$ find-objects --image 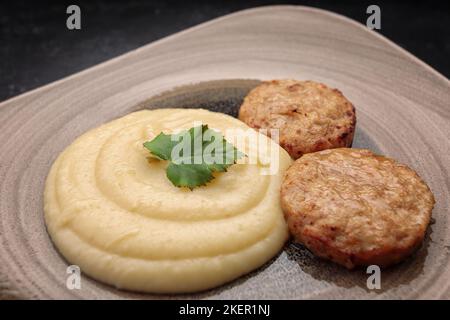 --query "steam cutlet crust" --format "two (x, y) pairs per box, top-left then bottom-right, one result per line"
(280, 148), (435, 268)
(239, 80), (356, 159)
